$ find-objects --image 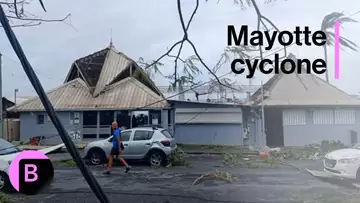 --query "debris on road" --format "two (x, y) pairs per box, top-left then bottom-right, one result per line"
(262, 140), (346, 162)
(0, 193), (25, 203)
(54, 159), (77, 166)
(192, 170), (232, 185)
